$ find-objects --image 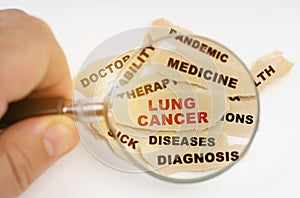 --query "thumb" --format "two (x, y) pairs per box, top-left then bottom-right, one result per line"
(0, 115), (79, 198)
